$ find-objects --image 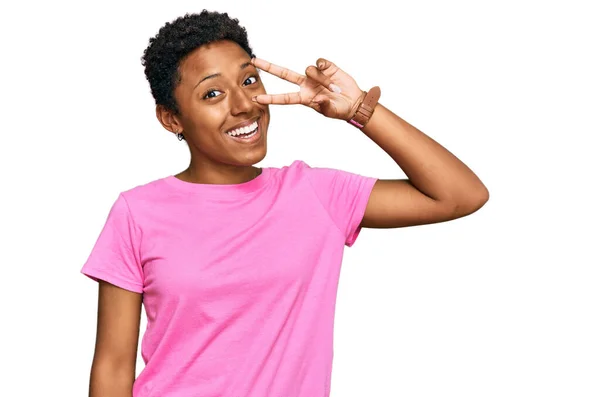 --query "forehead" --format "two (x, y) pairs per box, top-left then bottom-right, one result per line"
(179, 40), (249, 84)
